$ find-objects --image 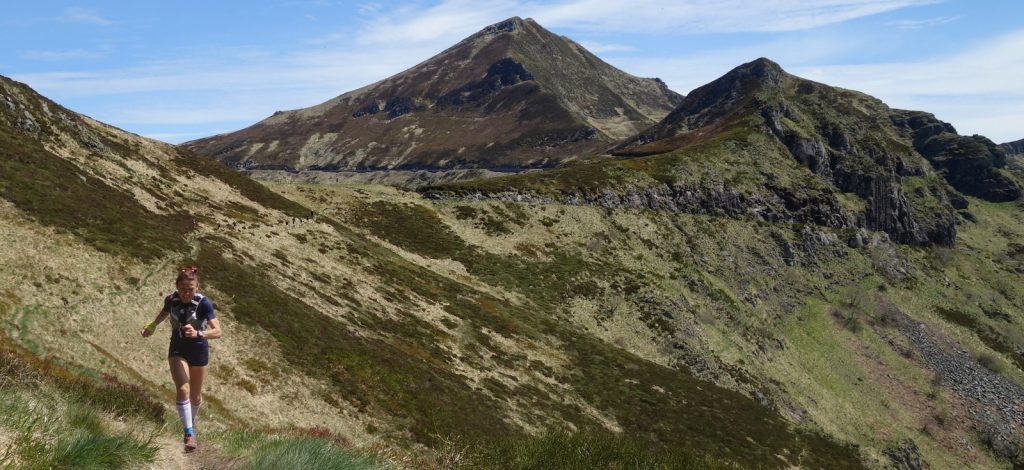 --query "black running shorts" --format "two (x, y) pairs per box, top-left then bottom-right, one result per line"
(168, 339), (209, 367)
